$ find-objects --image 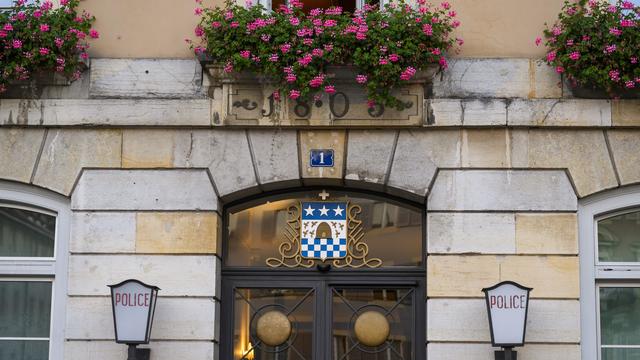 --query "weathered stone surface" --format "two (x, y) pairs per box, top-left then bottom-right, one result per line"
(122, 130), (191, 168)
(508, 99), (611, 126)
(461, 129), (509, 167)
(299, 130), (345, 181)
(432, 59), (532, 98)
(71, 170), (217, 211)
(70, 212), (136, 253)
(388, 130), (461, 198)
(532, 61), (563, 99)
(510, 130), (618, 197)
(0, 128), (45, 183)
(427, 213), (515, 254)
(136, 212), (219, 254)
(247, 129), (300, 189)
(33, 130), (122, 195)
(65, 341), (215, 360)
(428, 170), (577, 211)
(428, 344), (580, 360)
(345, 130), (397, 189)
(89, 59), (204, 99)
(427, 256), (500, 297)
(463, 99), (507, 126)
(427, 99), (462, 126)
(515, 213), (578, 254)
(68, 255), (218, 296)
(502, 256), (579, 298)
(608, 130), (640, 185)
(66, 297), (216, 340)
(0, 99), (212, 126)
(427, 255), (579, 298)
(612, 100), (640, 126)
(427, 299), (580, 342)
(175, 130), (258, 199)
